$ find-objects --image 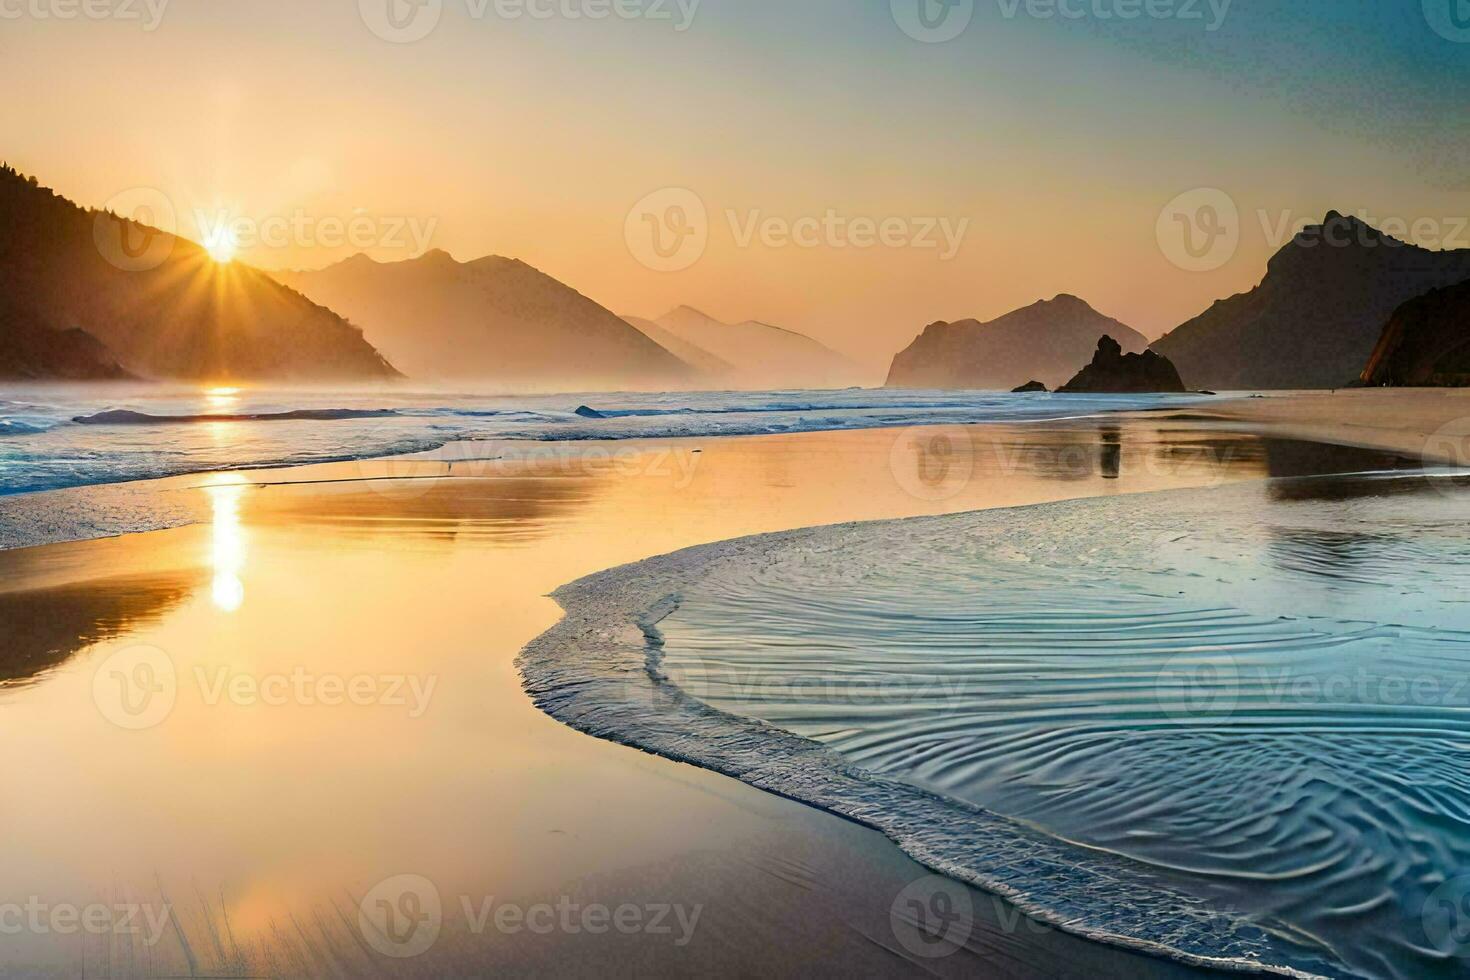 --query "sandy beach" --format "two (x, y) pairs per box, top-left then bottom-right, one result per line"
(0, 394), (1453, 978)
(1201, 388), (1470, 464)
